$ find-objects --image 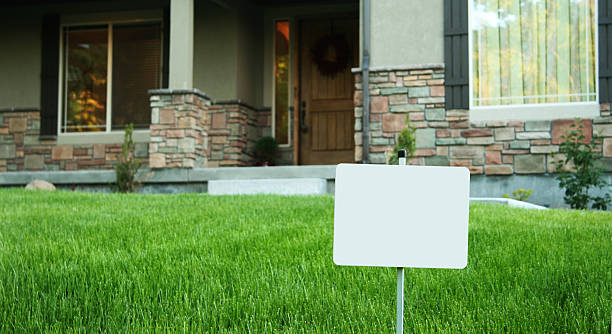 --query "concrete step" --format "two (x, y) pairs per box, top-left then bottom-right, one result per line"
(208, 178), (328, 195)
